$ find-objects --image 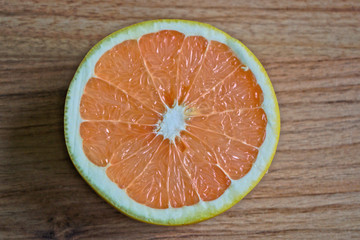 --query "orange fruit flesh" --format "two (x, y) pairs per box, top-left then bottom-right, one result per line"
(80, 30), (267, 209)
